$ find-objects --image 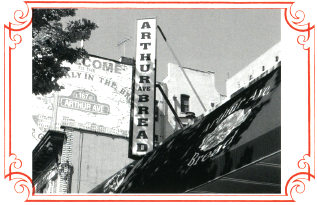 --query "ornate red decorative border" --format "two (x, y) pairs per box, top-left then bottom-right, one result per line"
(3, 1), (315, 202)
